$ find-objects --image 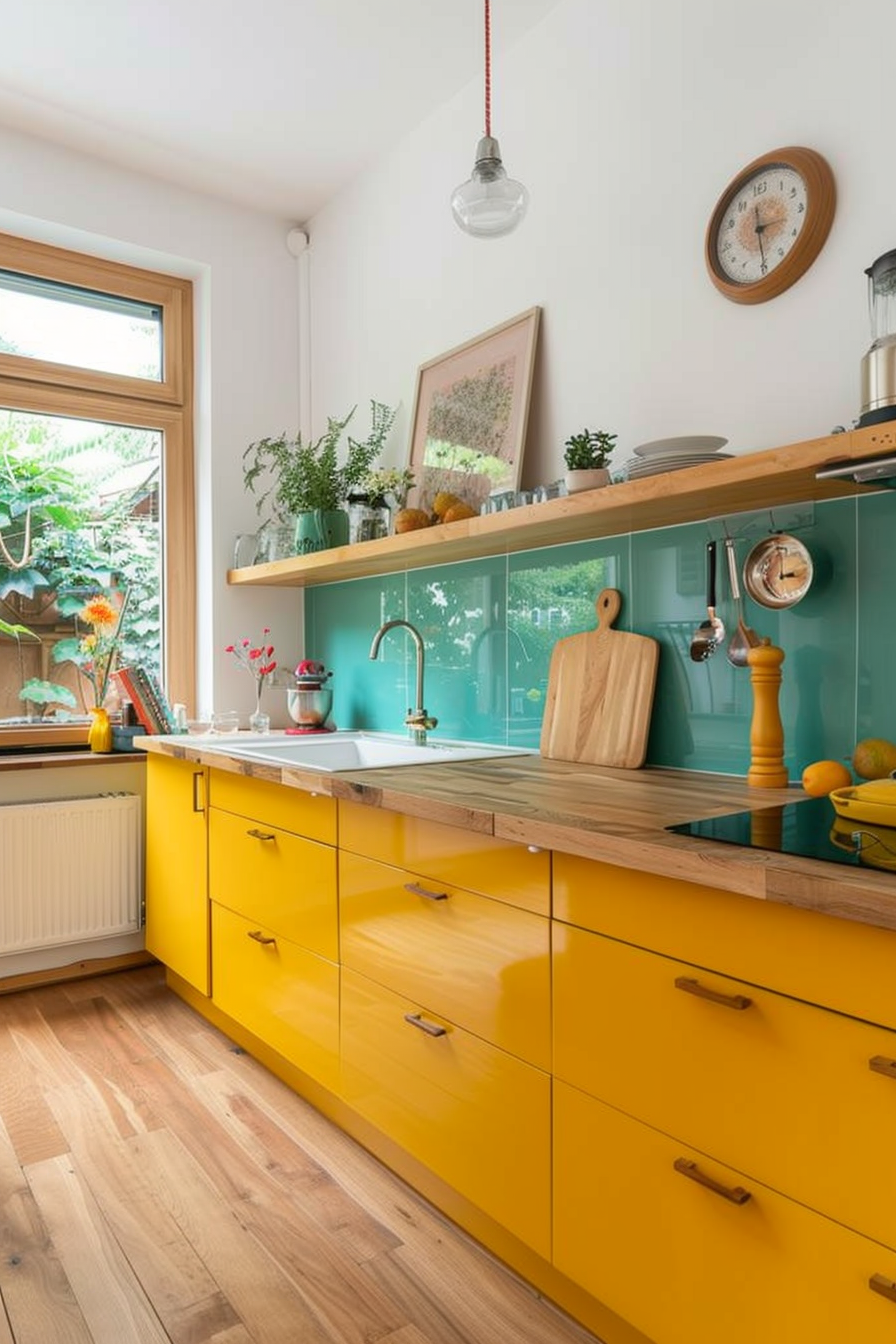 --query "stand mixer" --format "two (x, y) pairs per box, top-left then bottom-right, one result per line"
(859, 249), (896, 427)
(285, 659), (335, 734)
